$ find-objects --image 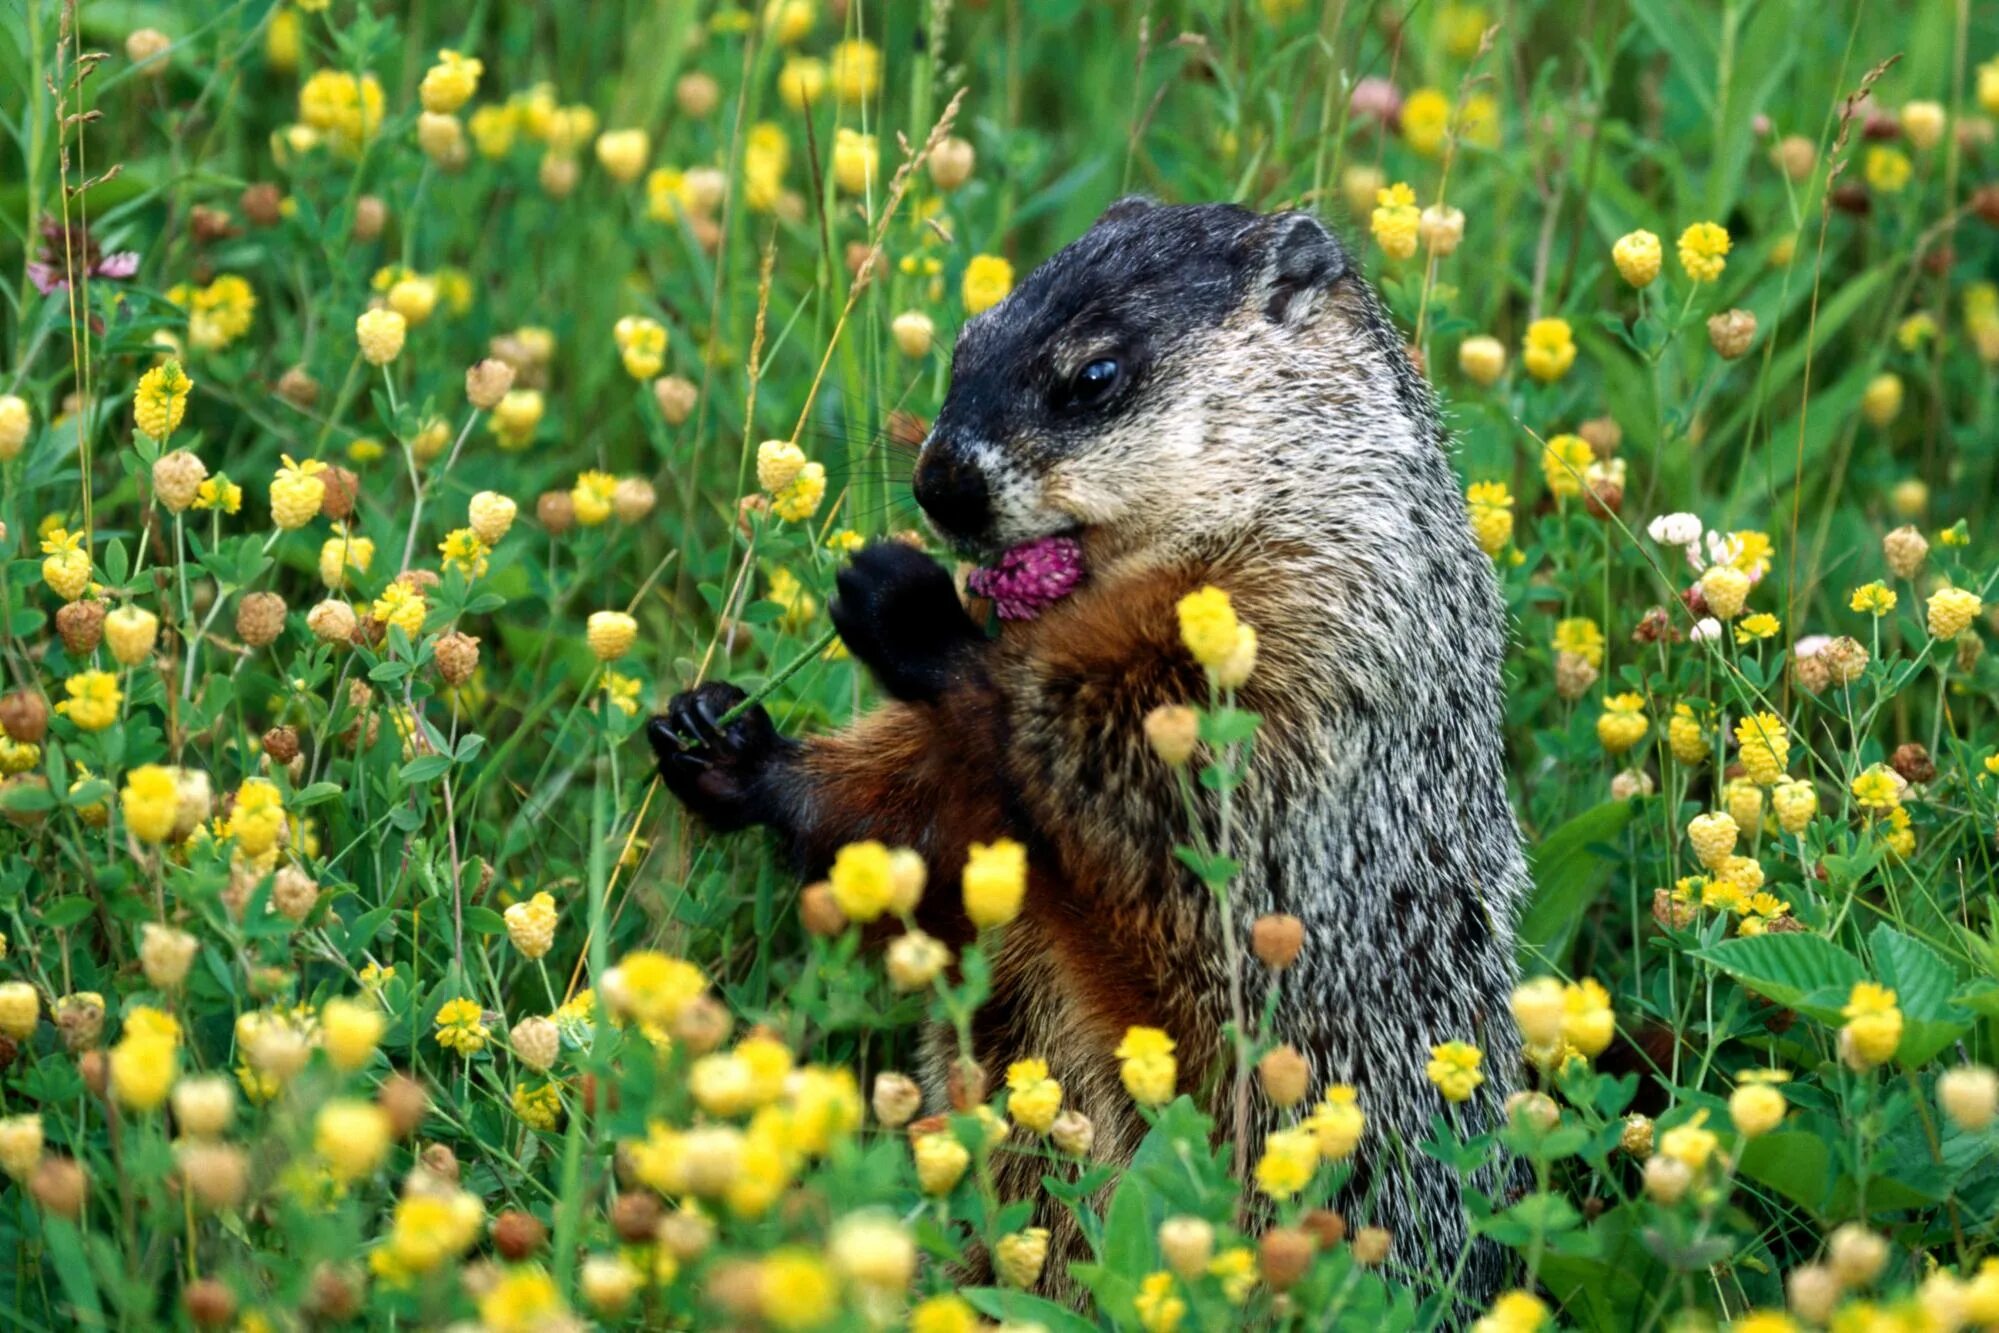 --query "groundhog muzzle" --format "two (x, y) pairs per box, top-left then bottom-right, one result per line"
(652, 198), (1527, 1309)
